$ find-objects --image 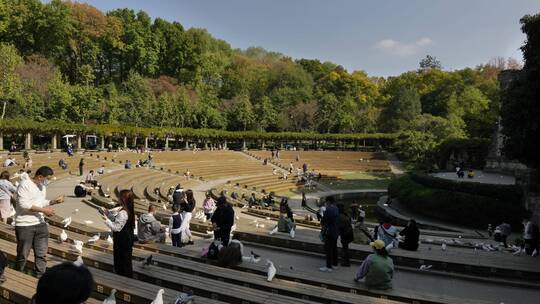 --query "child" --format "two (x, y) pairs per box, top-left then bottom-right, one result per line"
(169, 204), (183, 247)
